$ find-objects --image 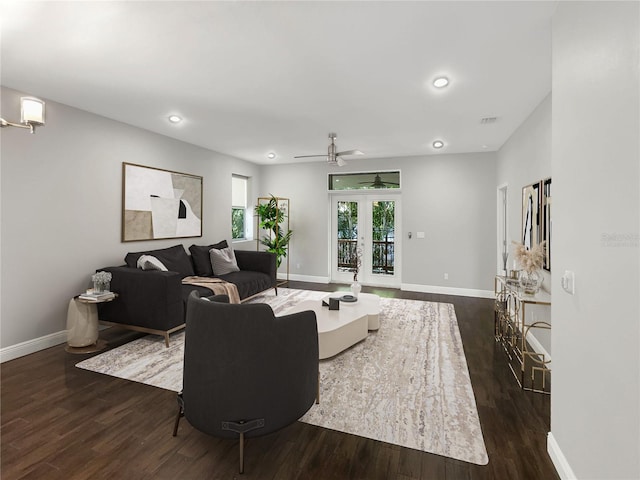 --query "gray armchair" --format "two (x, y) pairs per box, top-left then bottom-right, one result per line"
(173, 292), (318, 474)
